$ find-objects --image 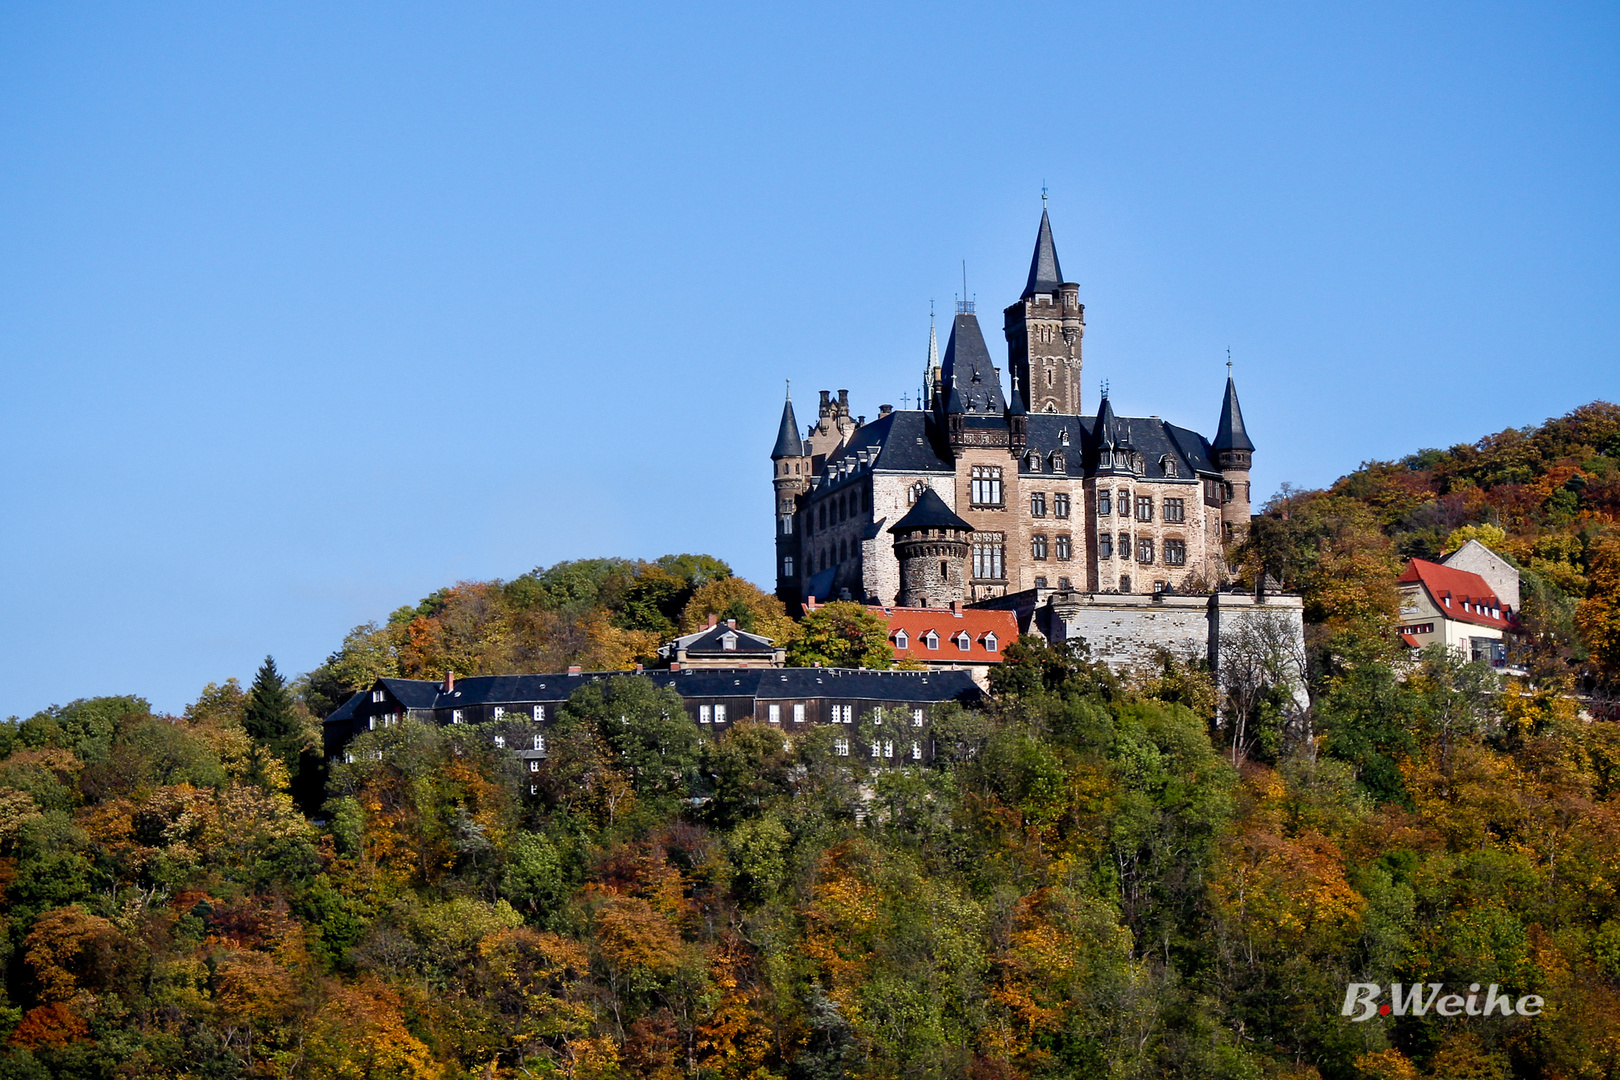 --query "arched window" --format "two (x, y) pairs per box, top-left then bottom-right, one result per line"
(909, 480), (928, 505)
